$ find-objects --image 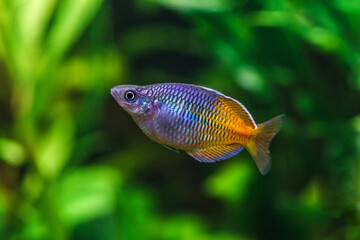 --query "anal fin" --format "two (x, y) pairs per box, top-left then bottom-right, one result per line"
(187, 144), (244, 163)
